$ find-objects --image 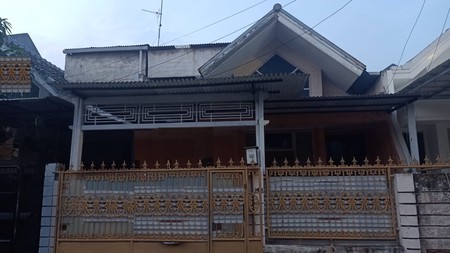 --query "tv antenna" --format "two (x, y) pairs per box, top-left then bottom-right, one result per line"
(142, 0), (164, 46)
